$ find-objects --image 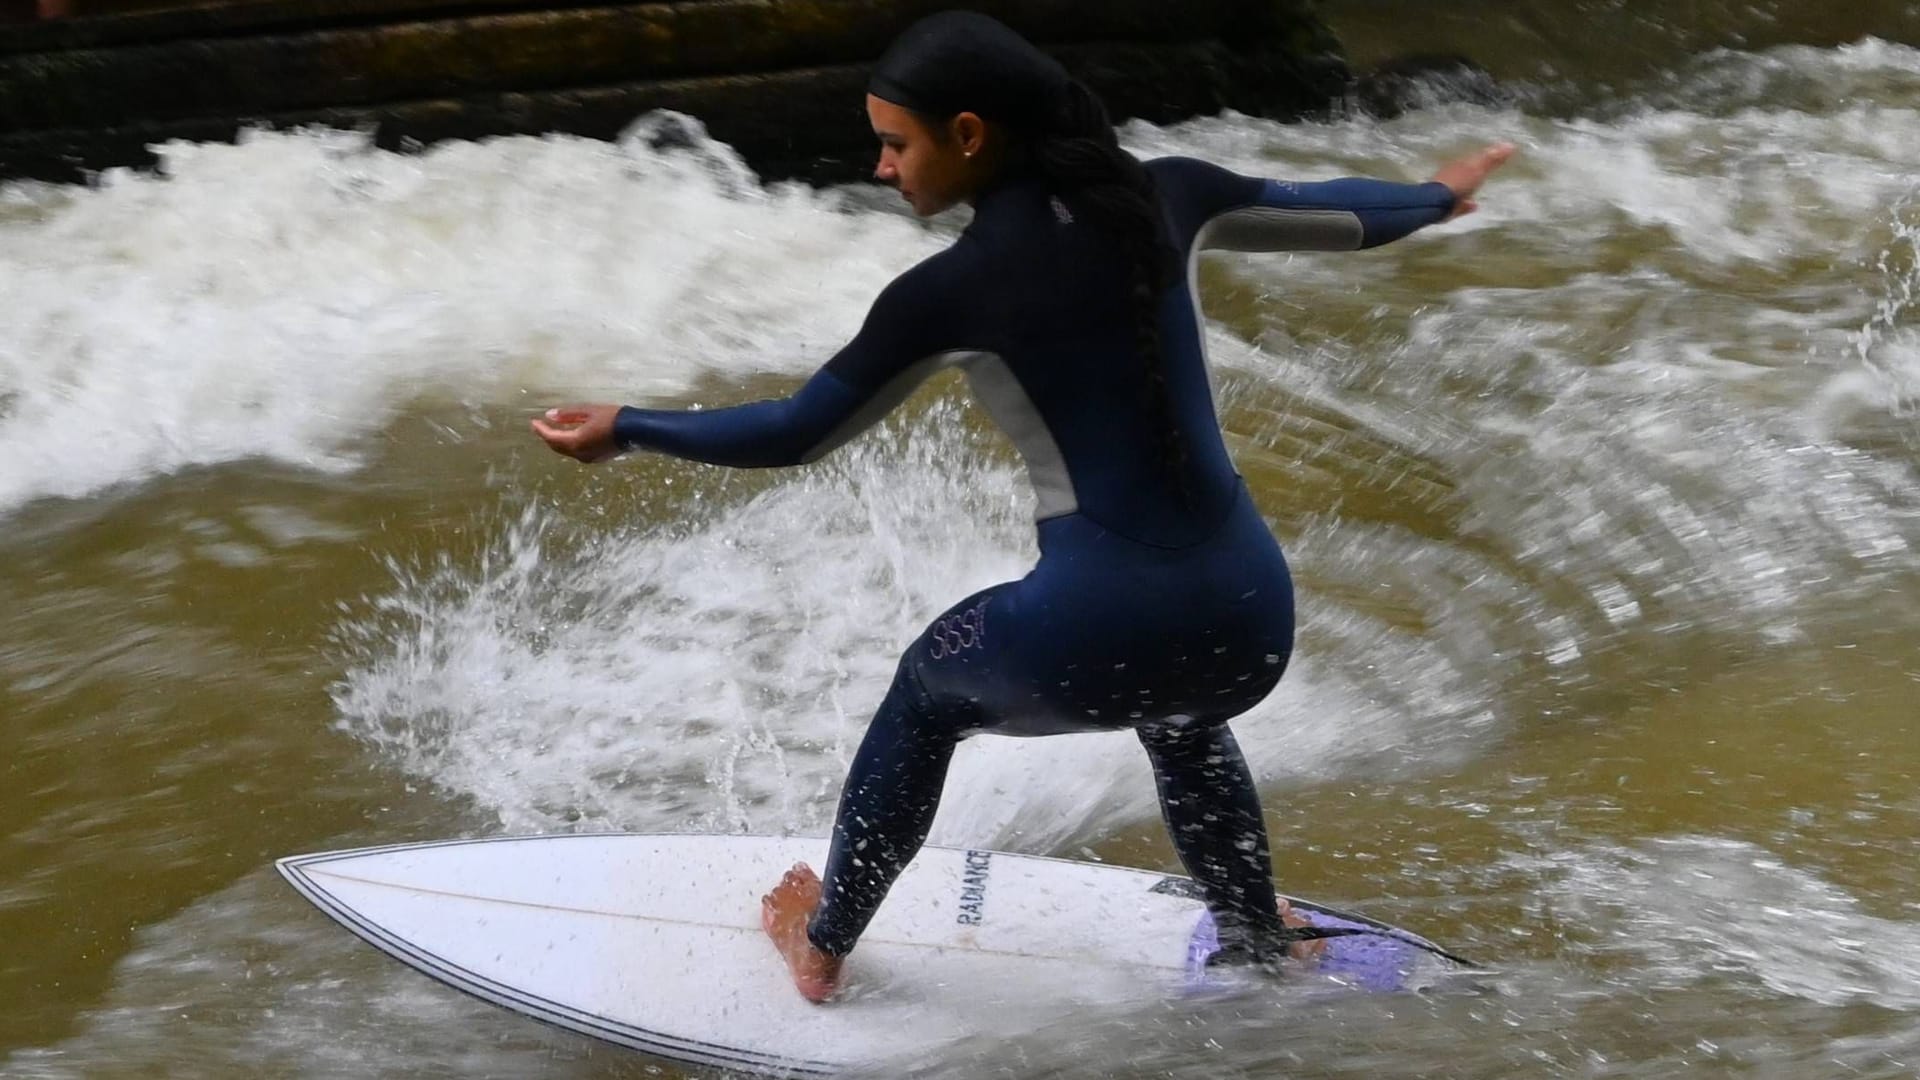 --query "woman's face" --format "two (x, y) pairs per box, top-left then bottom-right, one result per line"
(866, 94), (990, 217)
